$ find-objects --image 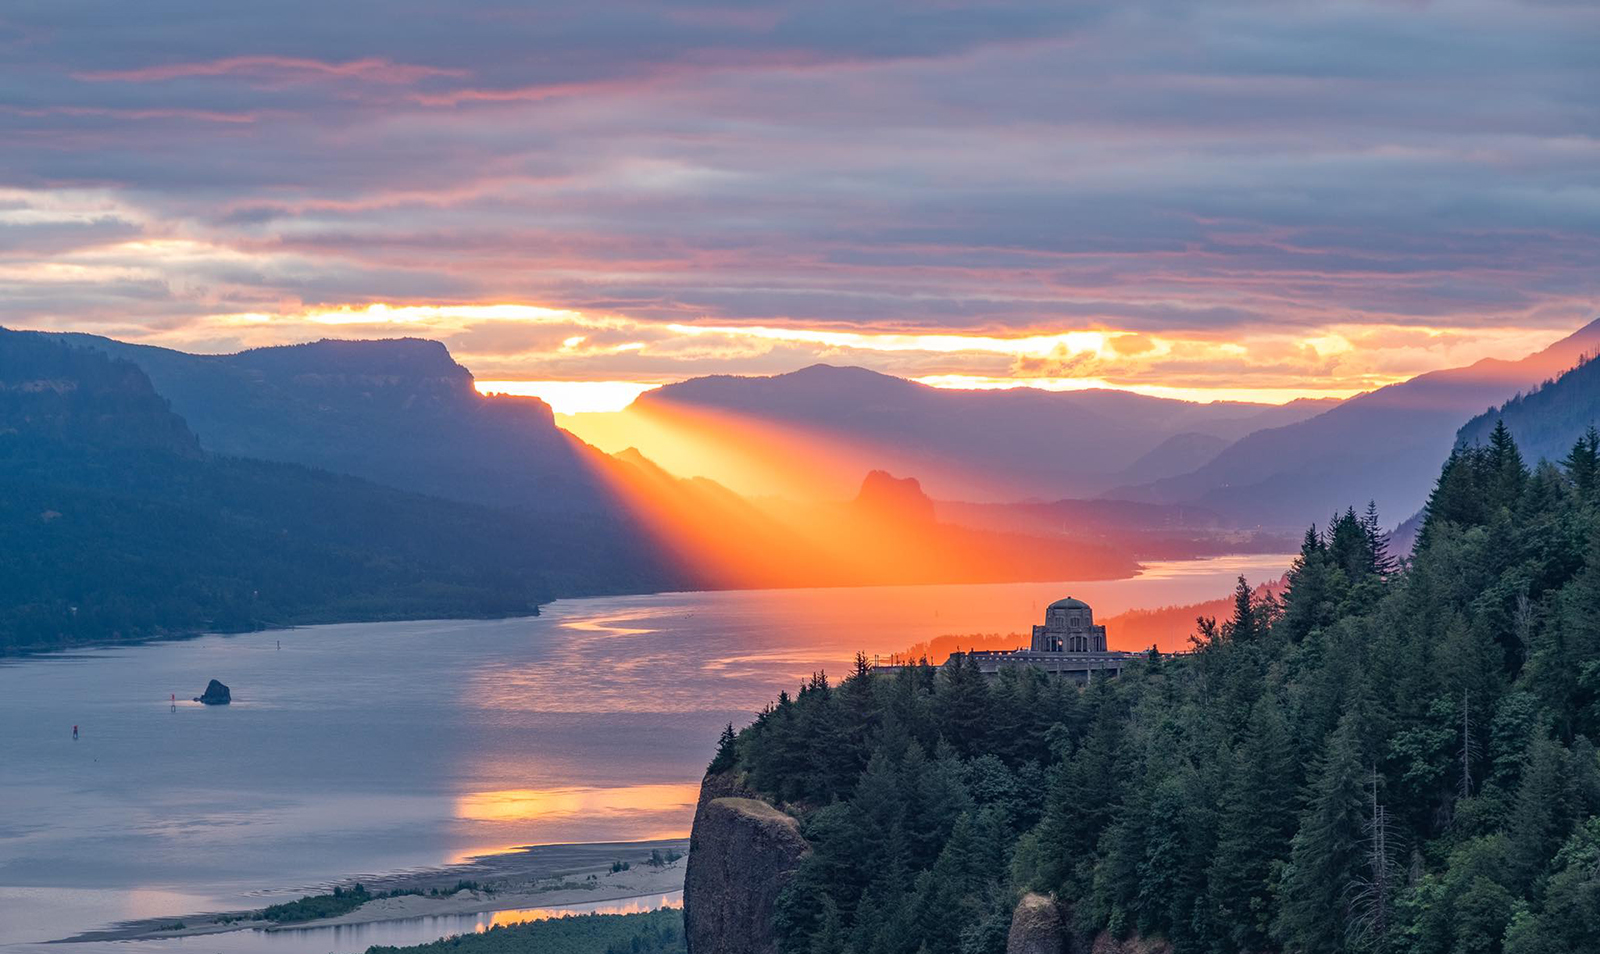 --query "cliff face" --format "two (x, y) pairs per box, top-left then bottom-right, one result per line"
(57, 332), (614, 514)
(683, 773), (808, 954)
(0, 329), (200, 456)
(1007, 893), (1067, 954)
